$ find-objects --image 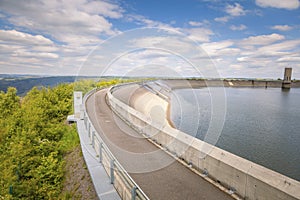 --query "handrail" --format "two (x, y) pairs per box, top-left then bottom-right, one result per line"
(141, 81), (170, 101)
(82, 86), (150, 200)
